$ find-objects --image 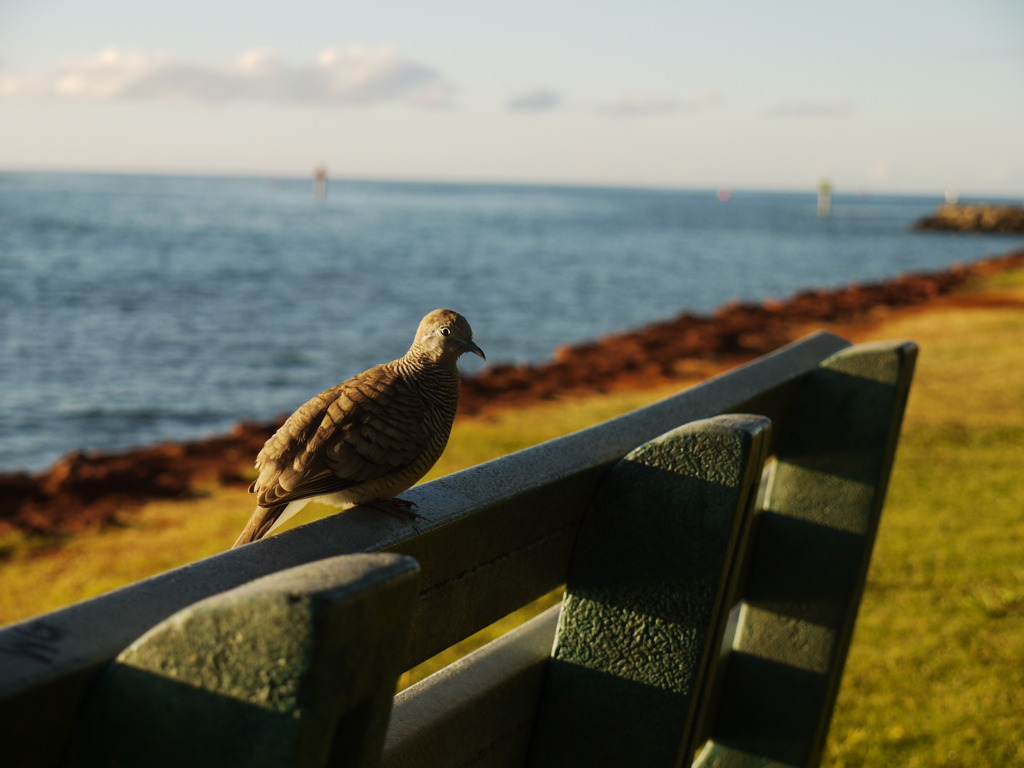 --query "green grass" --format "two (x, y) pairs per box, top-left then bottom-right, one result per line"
(973, 266), (1024, 292)
(2, 270), (1023, 765)
(823, 285), (1024, 766)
